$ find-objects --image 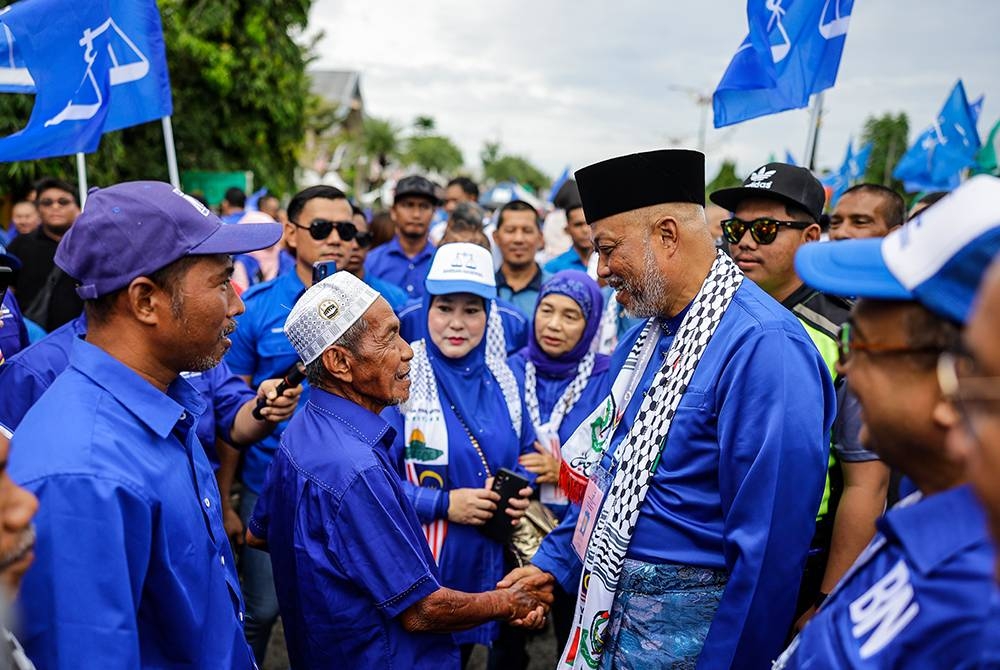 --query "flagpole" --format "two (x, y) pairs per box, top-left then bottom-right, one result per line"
(803, 92), (824, 171)
(75, 152), (88, 207)
(161, 116), (180, 188)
